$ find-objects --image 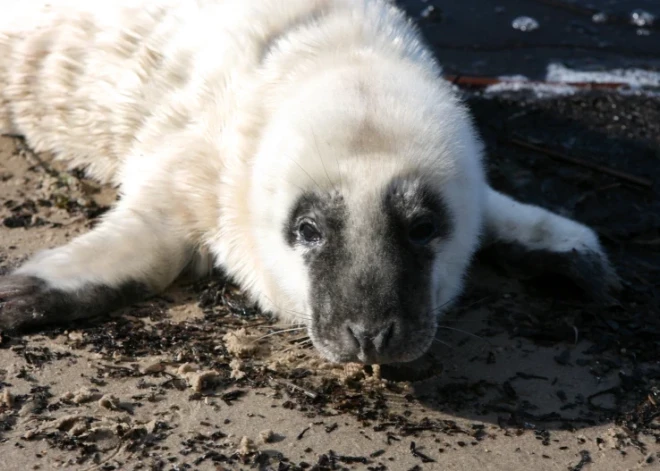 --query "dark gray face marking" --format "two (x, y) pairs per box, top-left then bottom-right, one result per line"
(0, 275), (149, 333)
(284, 190), (346, 251)
(287, 176), (453, 364)
(383, 176), (452, 249)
